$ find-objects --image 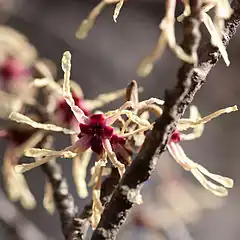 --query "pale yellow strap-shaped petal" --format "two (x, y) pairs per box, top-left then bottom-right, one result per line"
(177, 1), (215, 22)
(85, 88), (126, 111)
(137, 33), (167, 77)
(15, 157), (52, 173)
(0, 90), (23, 118)
(136, 98), (165, 110)
(73, 150), (92, 198)
(177, 0), (191, 22)
(168, 142), (232, 197)
(43, 180), (55, 214)
(76, 1), (107, 39)
(202, 12), (230, 66)
(2, 146), (36, 209)
(62, 51), (88, 124)
(91, 189), (103, 229)
(15, 148), (76, 173)
(217, 0), (233, 19)
(30, 78), (62, 96)
(180, 105), (204, 140)
(121, 125), (153, 138)
(106, 109), (151, 127)
(167, 142), (192, 170)
(17, 172), (37, 209)
(105, 101), (133, 126)
(76, 0), (121, 39)
(113, 0), (124, 22)
(89, 159), (107, 187)
(24, 148), (77, 159)
(2, 147), (19, 201)
(179, 105), (238, 130)
(163, 0), (194, 63)
(58, 79), (84, 99)
(15, 130), (46, 158)
(34, 60), (54, 78)
(196, 164), (233, 188)
(102, 139), (125, 177)
(9, 112), (76, 135)
(91, 165), (104, 229)
(191, 169), (228, 197)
